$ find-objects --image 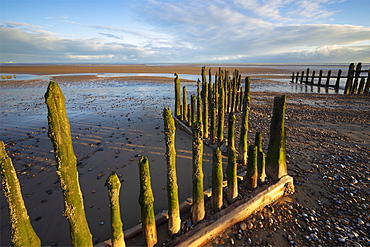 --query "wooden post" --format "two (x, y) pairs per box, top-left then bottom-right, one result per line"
(45, 81), (92, 247)
(246, 145), (258, 190)
(217, 86), (225, 146)
(291, 72), (295, 83)
(138, 156), (157, 247)
(174, 73), (181, 118)
(163, 107), (181, 235)
(0, 141), (41, 247)
(364, 71), (370, 94)
(192, 122), (205, 224)
(351, 62), (362, 94)
(227, 113), (238, 203)
(300, 71), (304, 84)
(105, 173), (126, 247)
(238, 76), (250, 166)
(187, 104), (192, 127)
(335, 69), (342, 91)
(210, 95), (217, 145)
(255, 132), (266, 184)
(203, 78), (209, 139)
(191, 95), (197, 125)
(295, 72), (299, 83)
(305, 68), (309, 83)
(266, 95), (287, 181)
(357, 78), (366, 94)
(183, 86), (188, 124)
(344, 63), (355, 94)
(317, 70), (323, 86)
(325, 70), (332, 87)
(310, 71), (315, 85)
(211, 147), (223, 211)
